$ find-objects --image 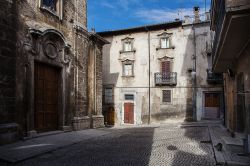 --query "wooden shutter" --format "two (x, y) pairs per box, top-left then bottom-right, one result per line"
(161, 61), (170, 73)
